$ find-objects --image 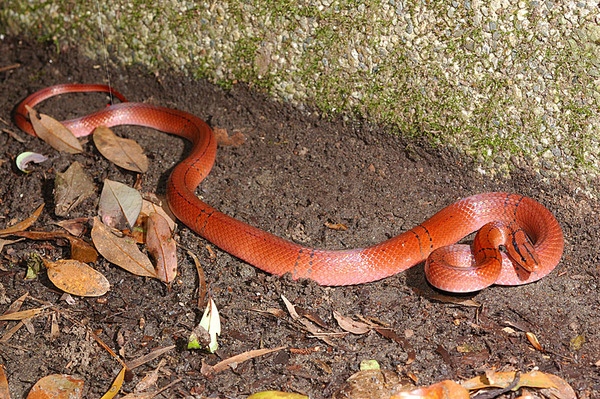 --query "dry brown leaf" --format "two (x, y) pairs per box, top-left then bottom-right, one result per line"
(134, 359), (165, 393)
(333, 369), (407, 399)
(462, 370), (557, 391)
(26, 374), (84, 399)
(93, 126), (149, 173)
(391, 380), (469, 399)
(50, 312), (60, 340)
(0, 204), (44, 236)
(101, 367), (126, 399)
(526, 332), (544, 351)
(141, 199), (176, 232)
(202, 346), (286, 375)
(91, 217), (156, 278)
(324, 222), (348, 231)
(54, 162), (96, 217)
(146, 213), (177, 283)
(0, 308), (43, 321)
(54, 218), (88, 237)
(45, 259), (110, 297)
(26, 105), (83, 154)
(99, 179), (143, 230)
(126, 345), (176, 370)
(213, 127), (247, 146)
(0, 321), (25, 342)
(333, 311), (370, 335)
(187, 250), (207, 308)
(0, 364), (9, 399)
